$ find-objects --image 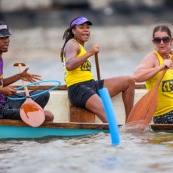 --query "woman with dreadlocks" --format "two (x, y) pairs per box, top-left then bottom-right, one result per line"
(60, 16), (135, 123)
